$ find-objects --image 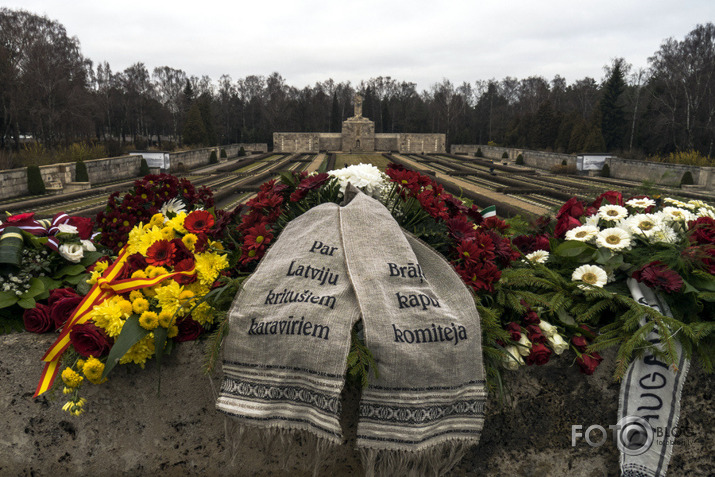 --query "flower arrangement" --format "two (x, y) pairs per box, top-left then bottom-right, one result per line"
(42, 206), (231, 415)
(500, 191), (715, 378)
(95, 174), (216, 253)
(0, 212), (103, 332)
